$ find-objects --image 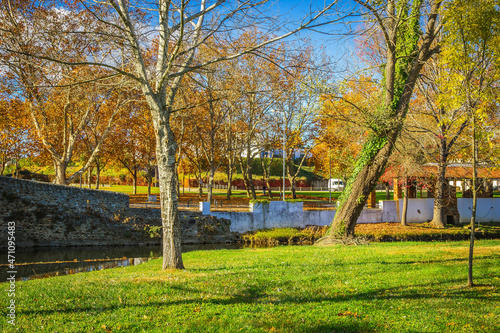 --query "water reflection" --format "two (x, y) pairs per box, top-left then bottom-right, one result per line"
(0, 243), (246, 282)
